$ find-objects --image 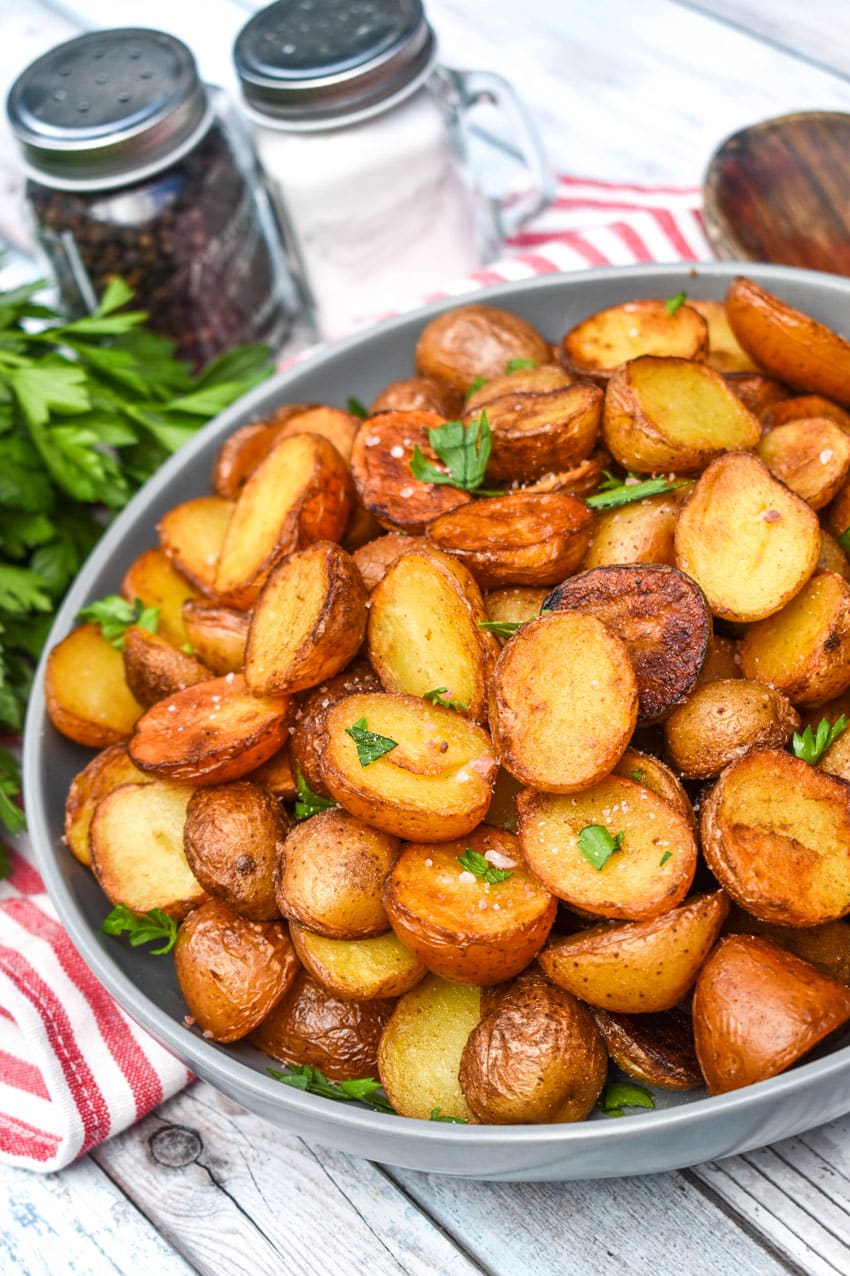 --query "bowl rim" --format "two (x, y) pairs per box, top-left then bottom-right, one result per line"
(23, 258), (850, 1155)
